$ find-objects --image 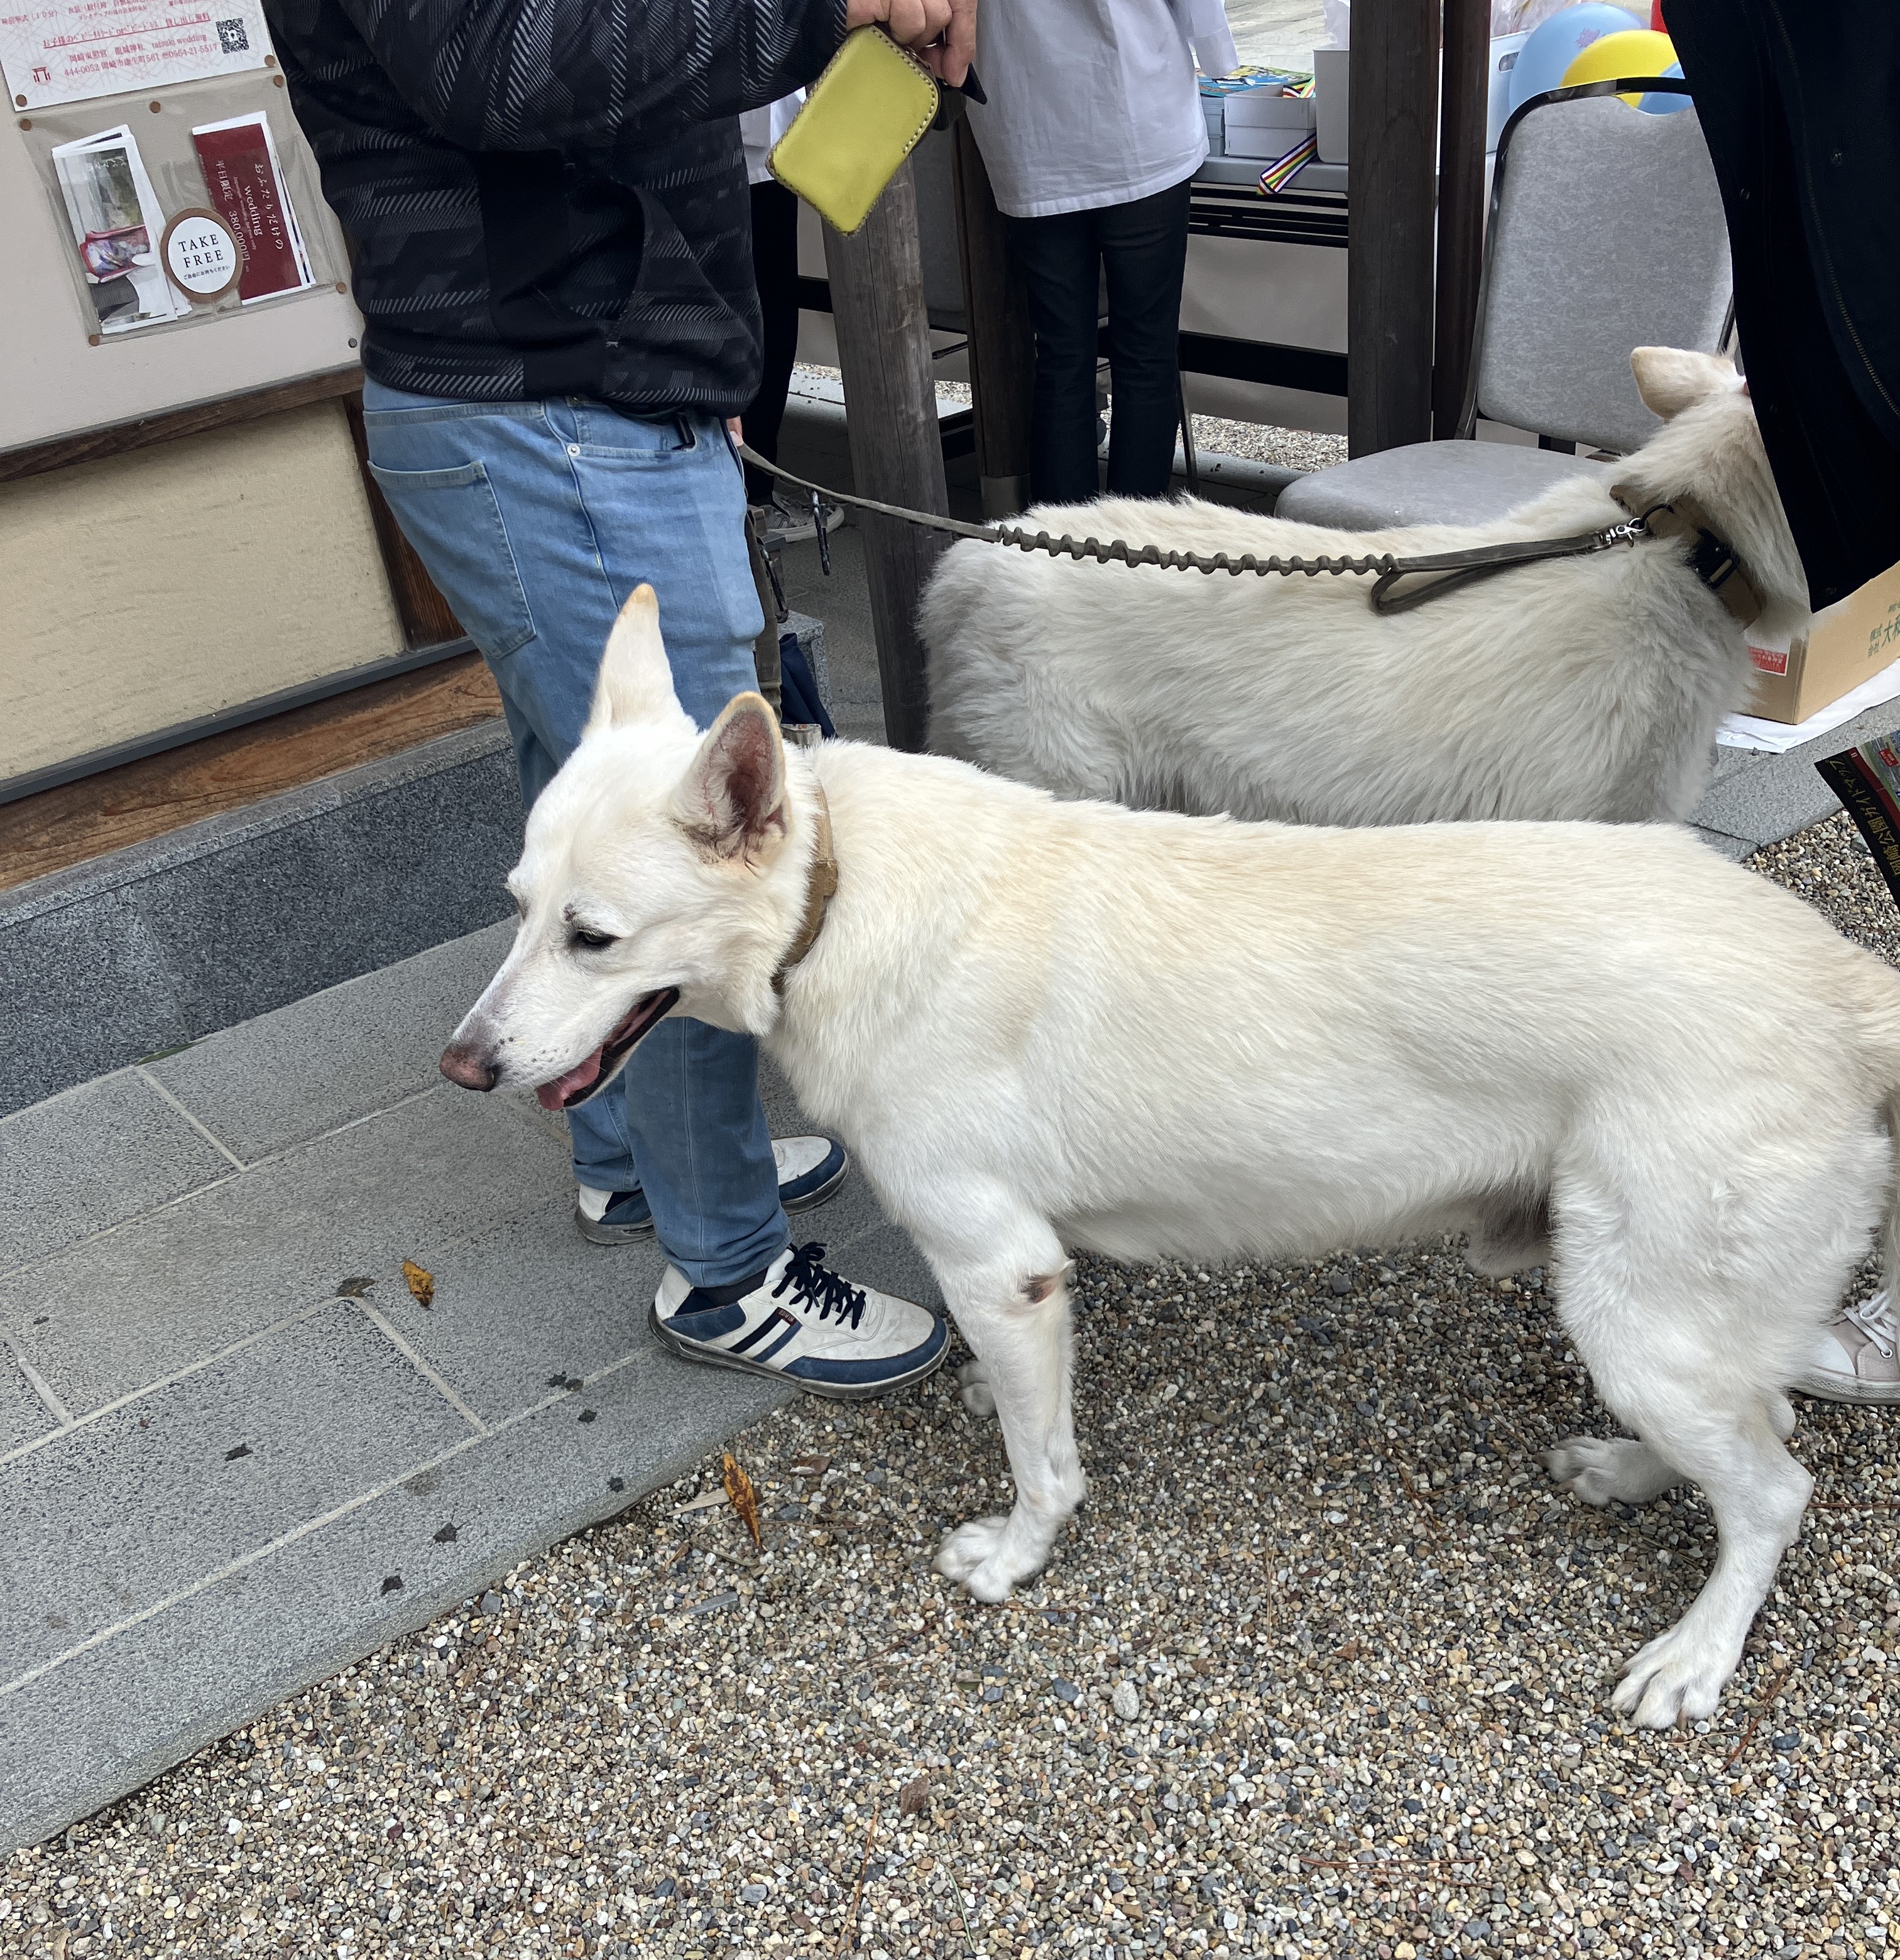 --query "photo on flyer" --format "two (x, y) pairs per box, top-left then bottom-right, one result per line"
(50, 125), (180, 333)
